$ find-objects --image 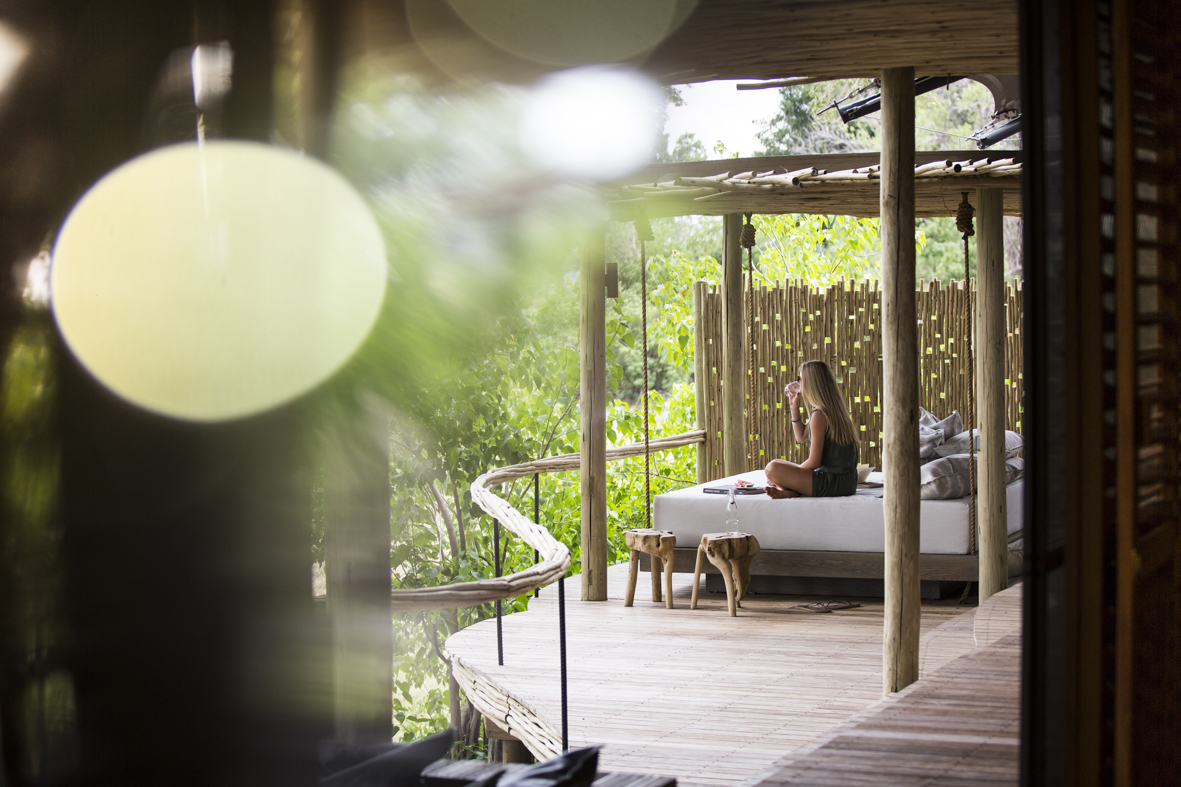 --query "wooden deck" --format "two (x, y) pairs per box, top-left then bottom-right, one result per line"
(743, 586), (1022, 786)
(446, 564), (1021, 787)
